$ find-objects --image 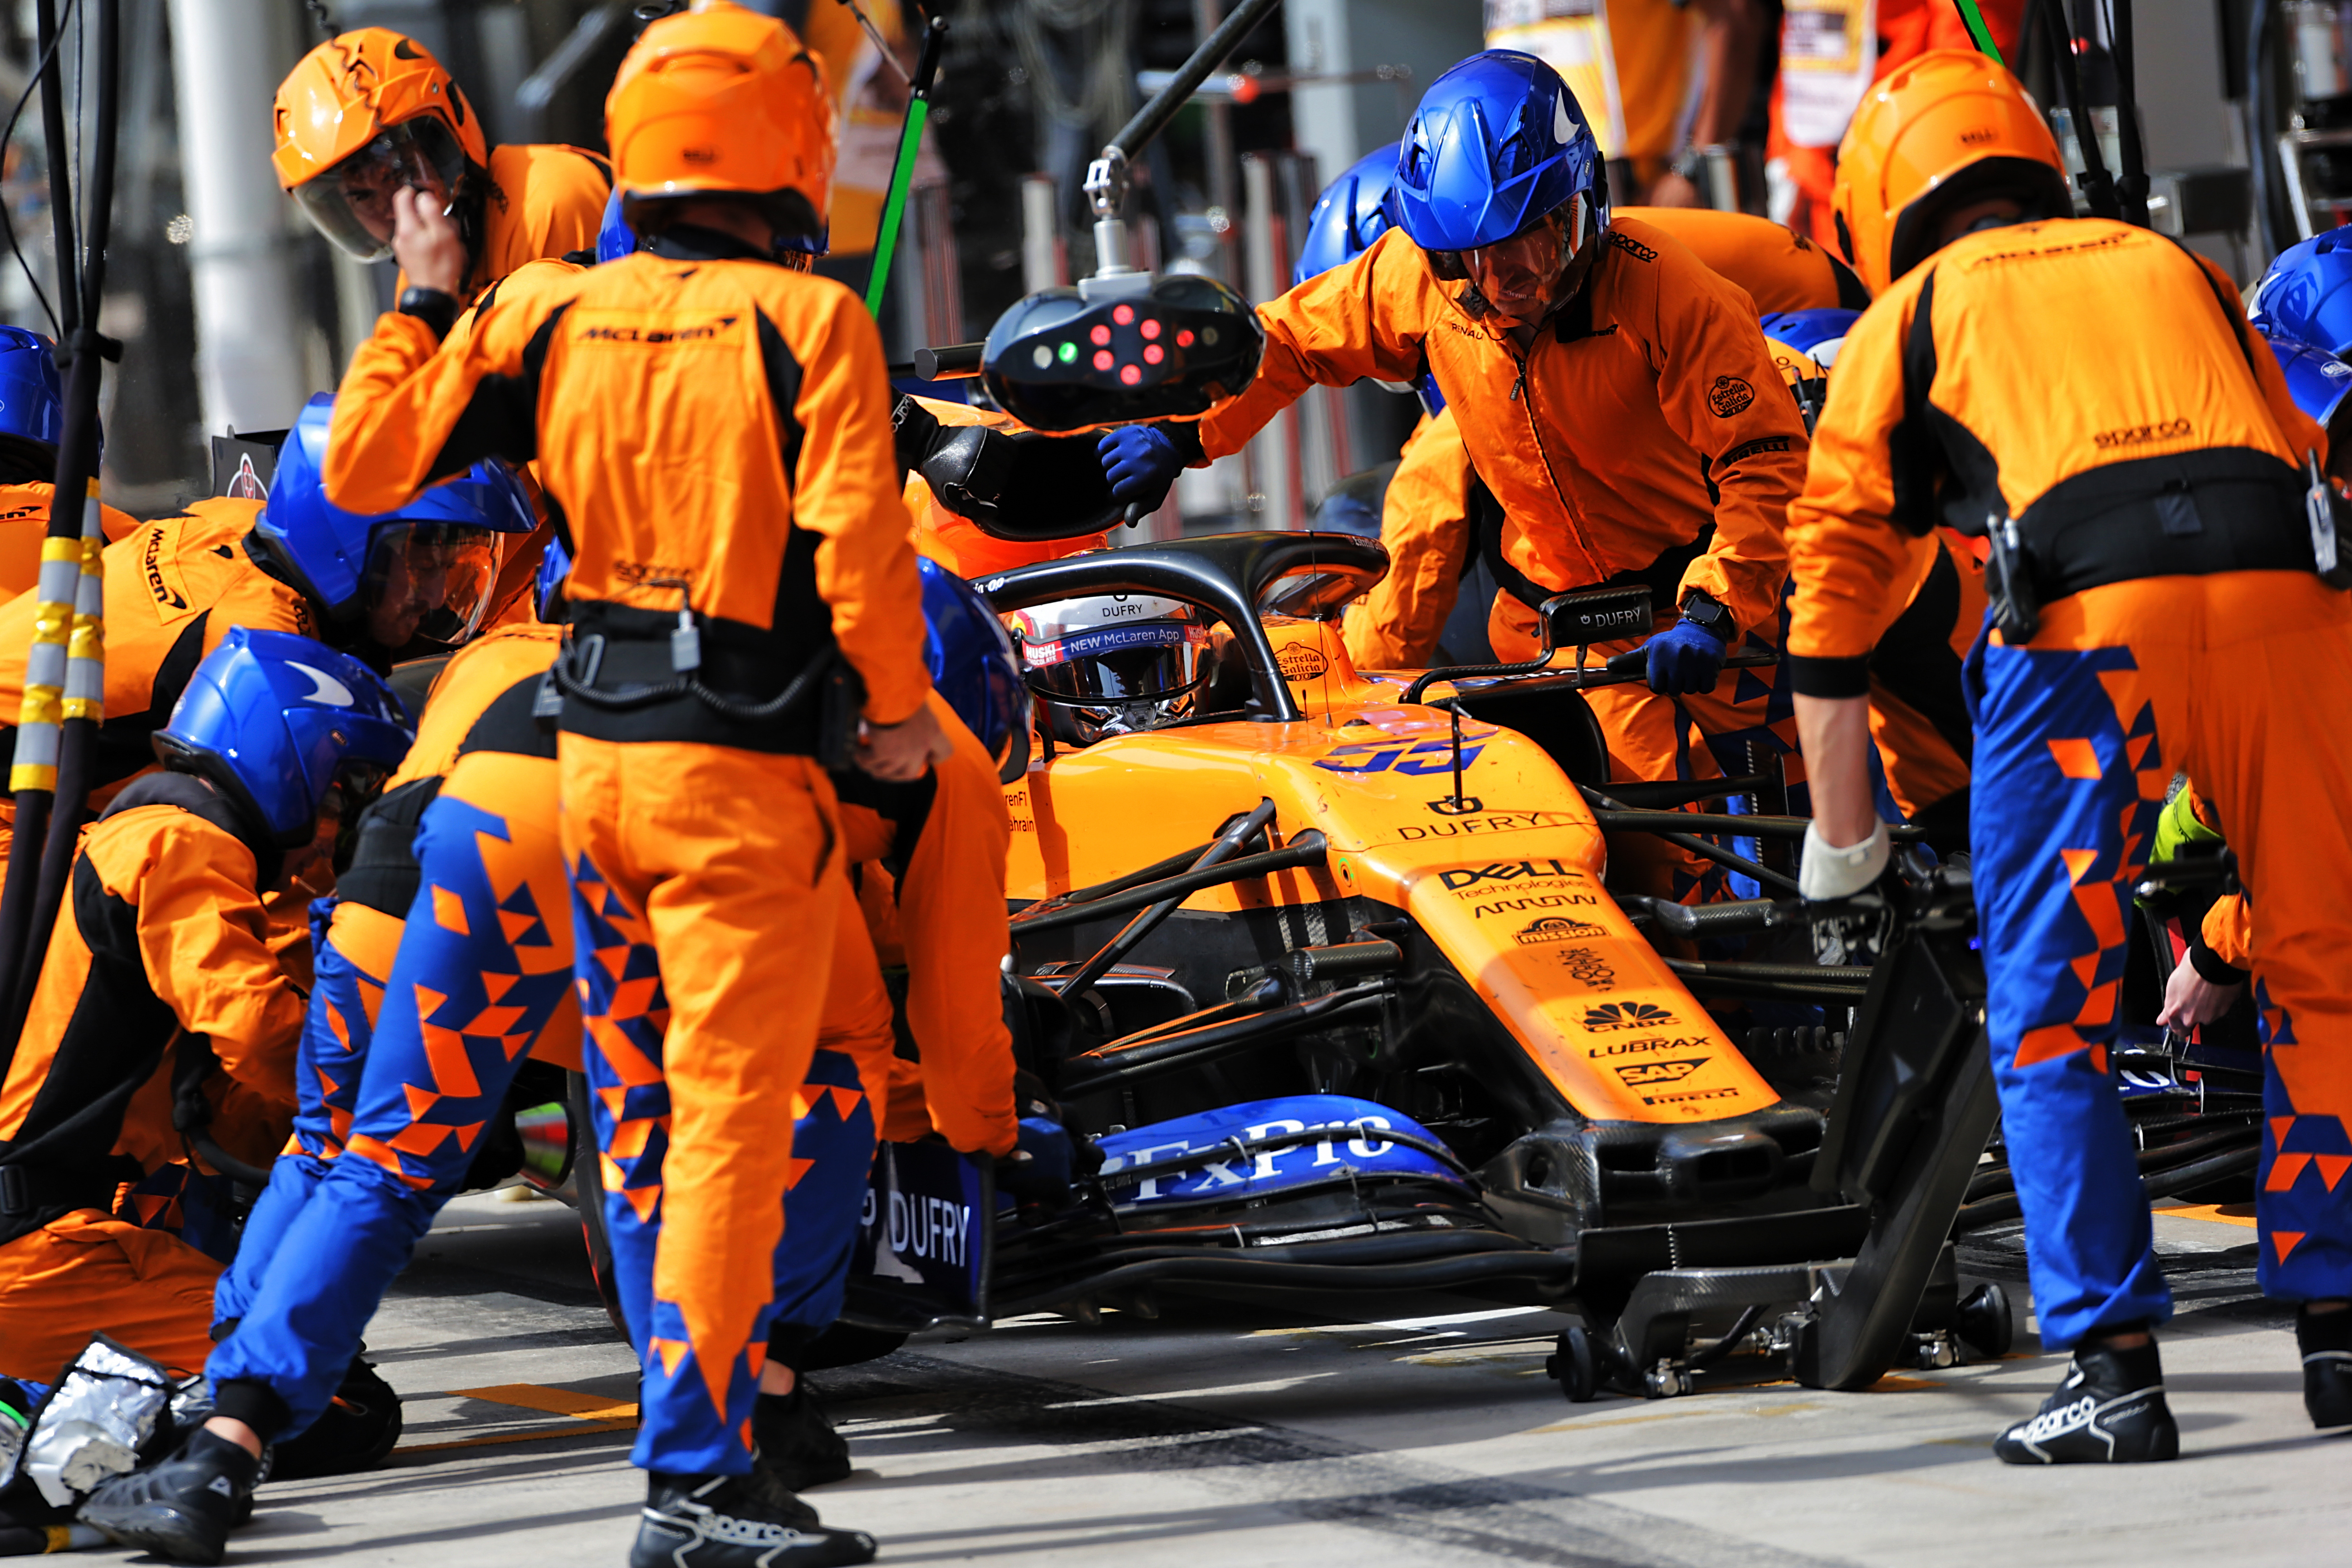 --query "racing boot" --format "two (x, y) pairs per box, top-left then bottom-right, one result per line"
(2297, 1302), (2352, 1430)
(630, 1471), (876, 1568)
(1993, 1334), (2178, 1464)
(81, 1430), (261, 1565)
(750, 1380), (851, 1492)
